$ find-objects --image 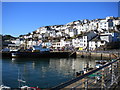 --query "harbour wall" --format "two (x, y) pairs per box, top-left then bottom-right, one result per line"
(1, 51), (76, 58)
(1, 51), (120, 59)
(76, 51), (120, 60)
